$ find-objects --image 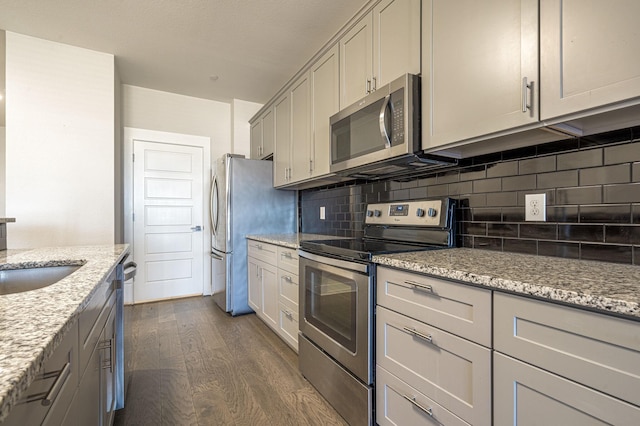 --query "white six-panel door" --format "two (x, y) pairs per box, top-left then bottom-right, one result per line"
(133, 140), (204, 303)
